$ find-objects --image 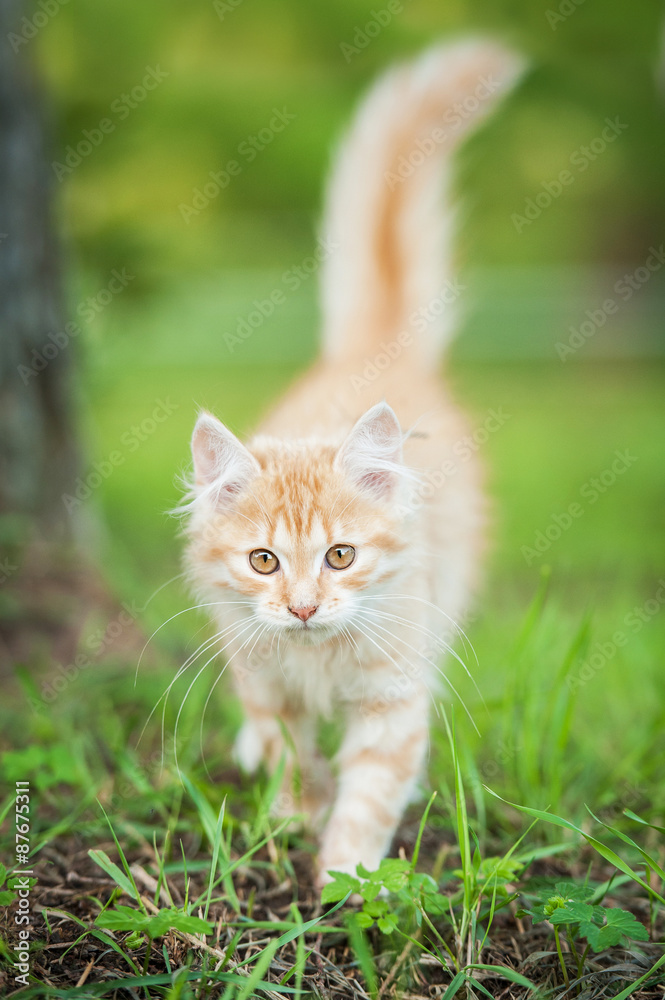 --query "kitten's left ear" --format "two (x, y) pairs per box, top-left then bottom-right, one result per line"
(335, 401), (403, 499)
(191, 410), (260, 504)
